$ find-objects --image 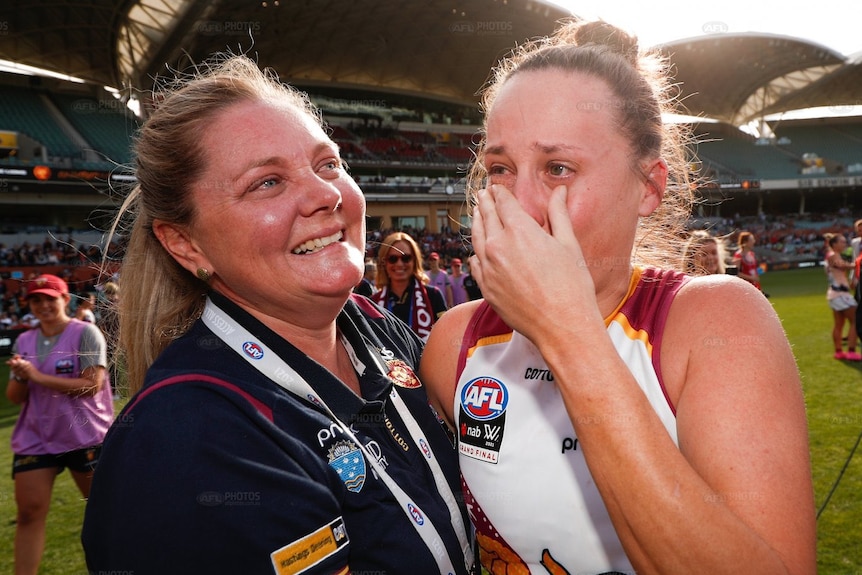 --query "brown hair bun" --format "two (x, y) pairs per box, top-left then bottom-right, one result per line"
(573, 20), (639, 66)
